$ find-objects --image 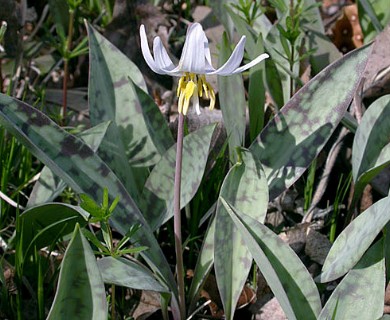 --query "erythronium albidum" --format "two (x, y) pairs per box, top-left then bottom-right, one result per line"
(140, 23), (269, 115)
